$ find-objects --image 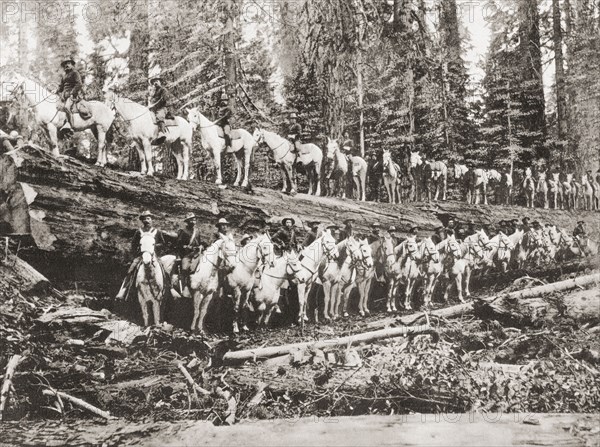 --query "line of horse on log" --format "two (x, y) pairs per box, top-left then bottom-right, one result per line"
(5, 75), (600, 211)
(133, 220), (597, 334)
